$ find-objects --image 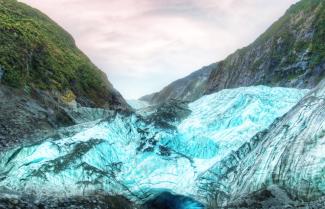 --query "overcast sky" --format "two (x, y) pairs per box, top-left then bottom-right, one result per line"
(20, 0), (298, 99)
